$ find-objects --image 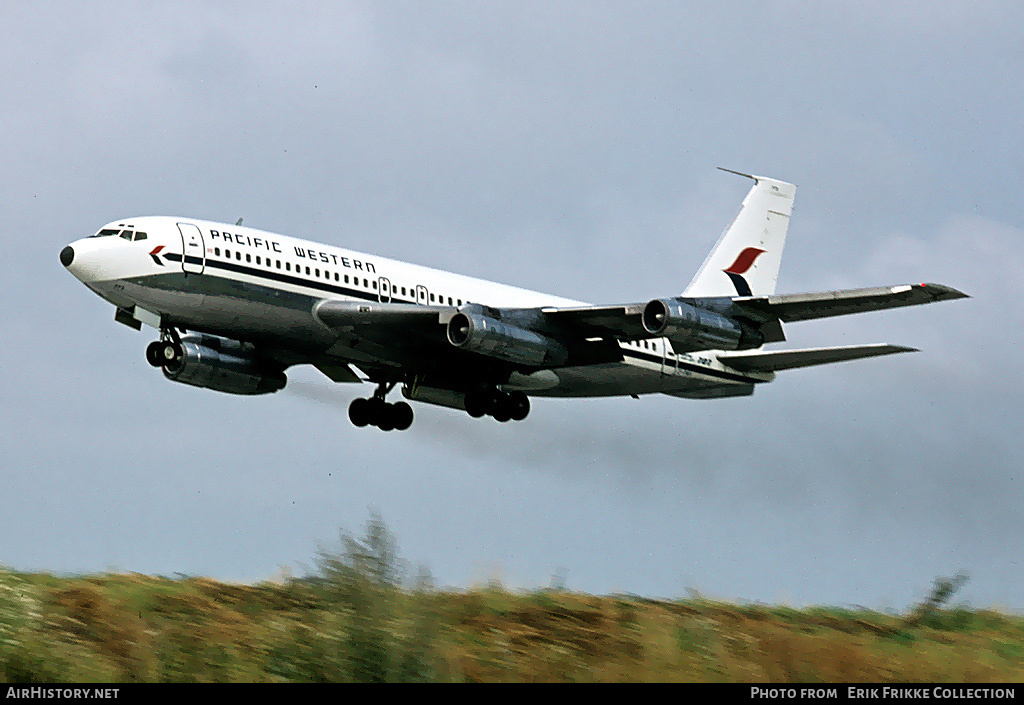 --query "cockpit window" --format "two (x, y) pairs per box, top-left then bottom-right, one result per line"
(92, 225), (146, 240)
